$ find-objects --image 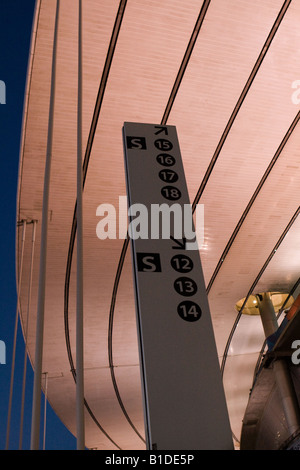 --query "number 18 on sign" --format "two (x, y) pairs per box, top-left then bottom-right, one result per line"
(123, 122), (233, 450)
